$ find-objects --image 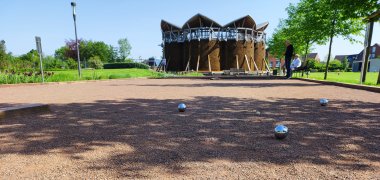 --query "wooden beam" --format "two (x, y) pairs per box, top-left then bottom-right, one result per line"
(245, 55), (251, 72)
(208, 55), (212, 72)
(196, 55), (200, 72)
(264, 59), (271, 72)
(236, 55), (239, 70)
(251, 56), (259, 72)
(185, 56), (191, 72)
(166, 57), (170, 72)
